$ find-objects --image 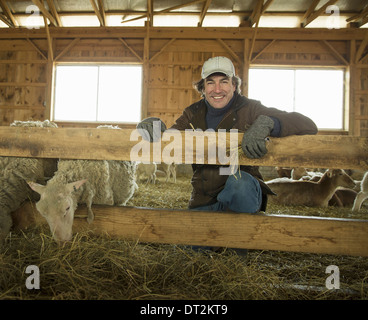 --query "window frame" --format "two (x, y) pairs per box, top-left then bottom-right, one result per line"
(51, 62), (143, 125)
(248, 65), (349, 133)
